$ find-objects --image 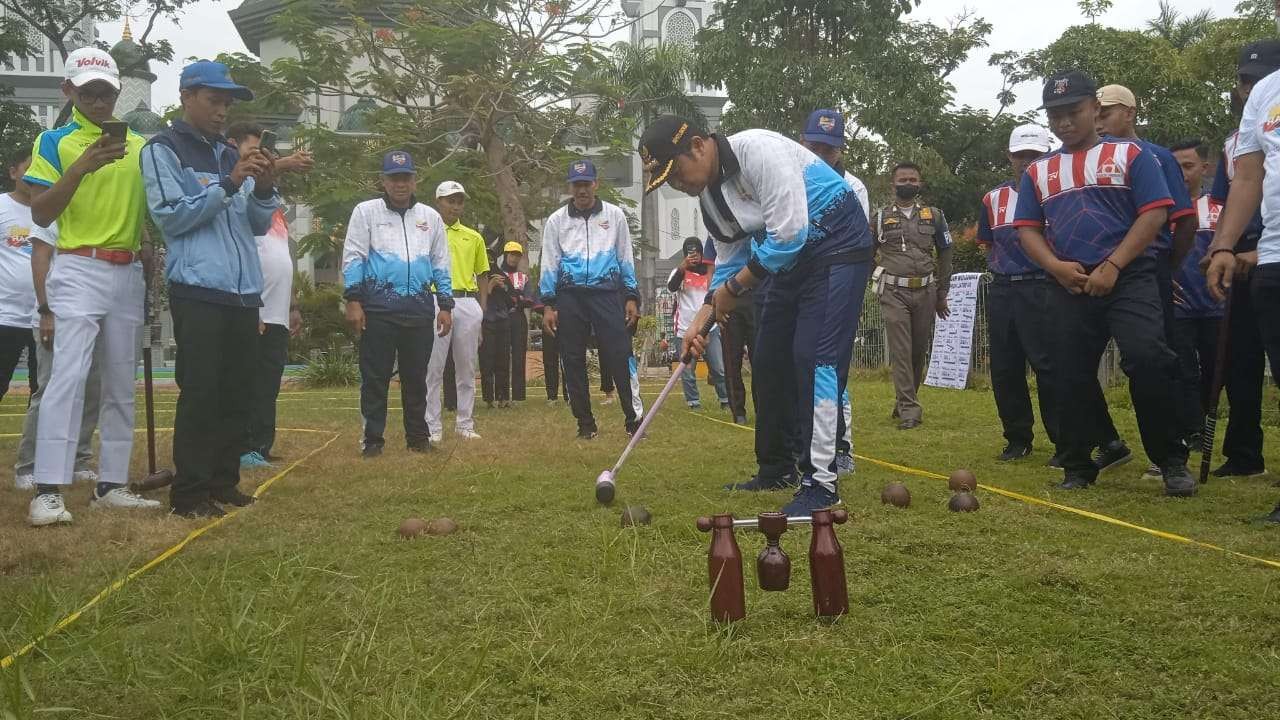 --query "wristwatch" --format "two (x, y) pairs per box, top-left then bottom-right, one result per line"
(38, 304), (51, 316)
(725, 276), (747, 298)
